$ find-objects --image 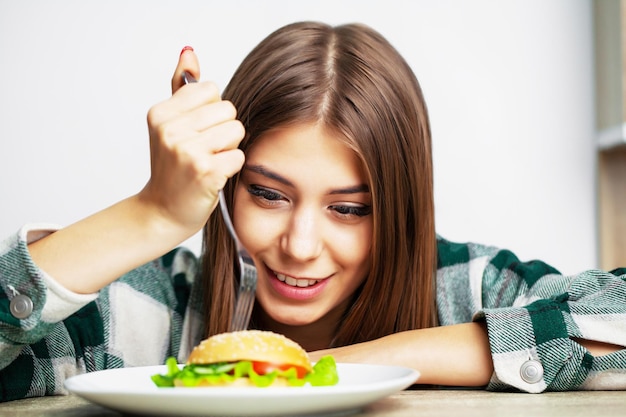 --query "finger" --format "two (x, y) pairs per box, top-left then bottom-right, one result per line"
(171, 46), (200, 94)
(212, 149), (246, 181)
(164, 100), (238, 139)
(170, 135), (245, 194)
(148, 81), (222, 129)
(198, 149), (246, 192)
(180, 119), (246, 157)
